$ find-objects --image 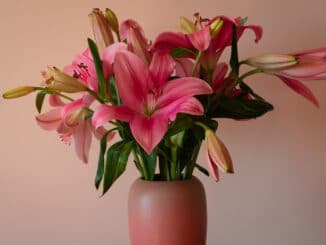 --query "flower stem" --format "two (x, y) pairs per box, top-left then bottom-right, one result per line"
(191, 51), (203, 76)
